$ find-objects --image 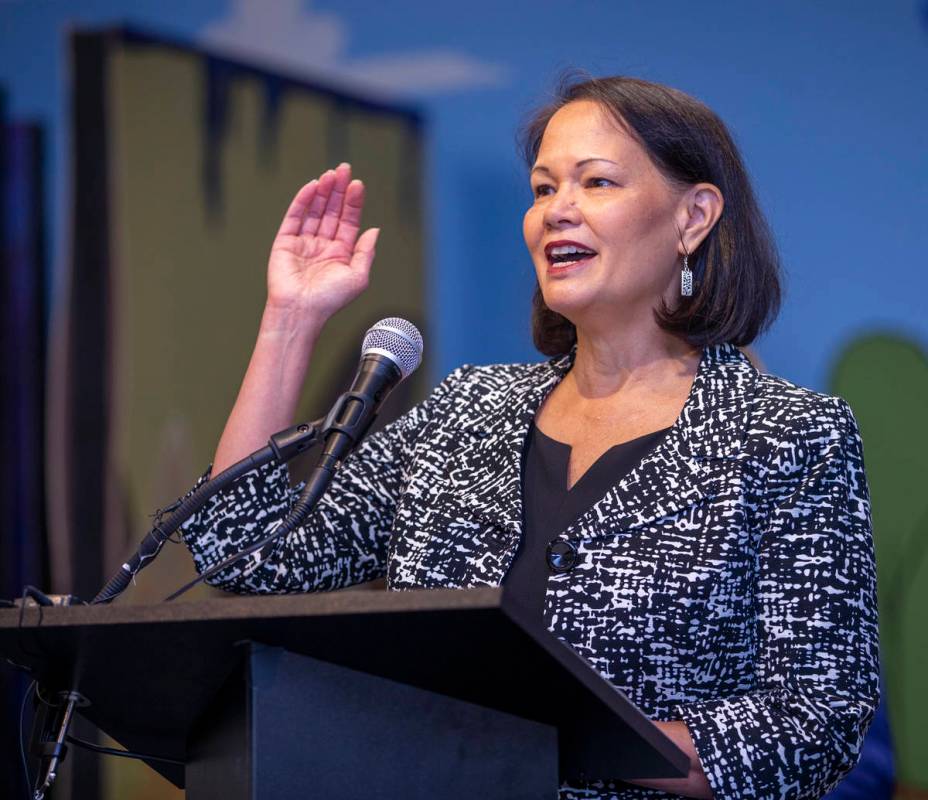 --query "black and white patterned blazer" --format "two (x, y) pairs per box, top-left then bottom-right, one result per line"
(182, 342), (880, 800)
